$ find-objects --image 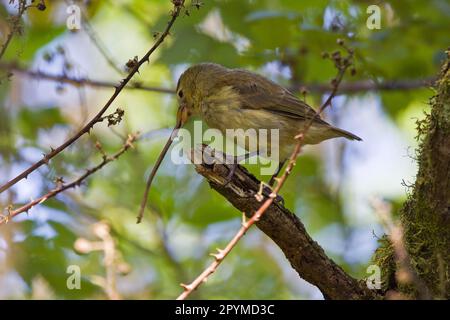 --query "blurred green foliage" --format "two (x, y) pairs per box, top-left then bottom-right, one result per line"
(0, 0), (447, 299)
